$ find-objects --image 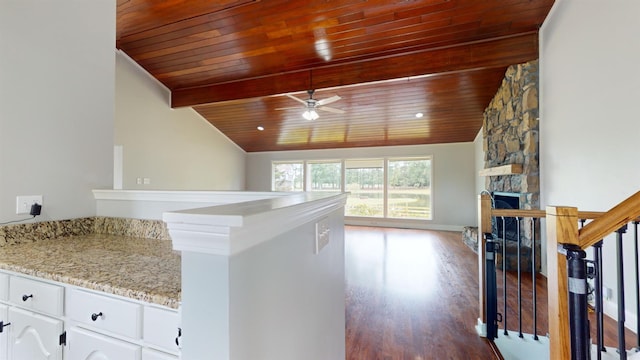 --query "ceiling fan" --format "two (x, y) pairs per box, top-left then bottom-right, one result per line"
(278, 90), (345, 120)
